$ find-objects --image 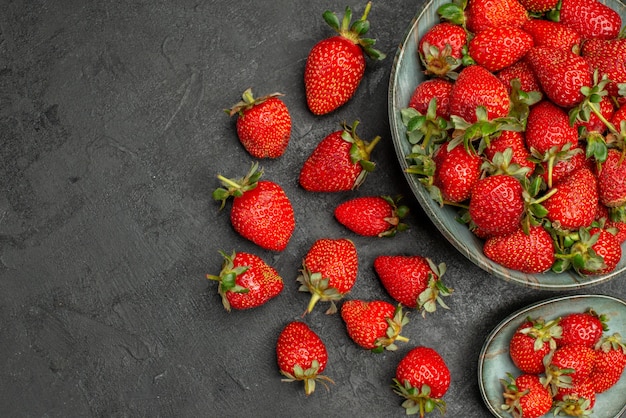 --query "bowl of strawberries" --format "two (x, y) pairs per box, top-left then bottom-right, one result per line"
(388, 0), (626, 289)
